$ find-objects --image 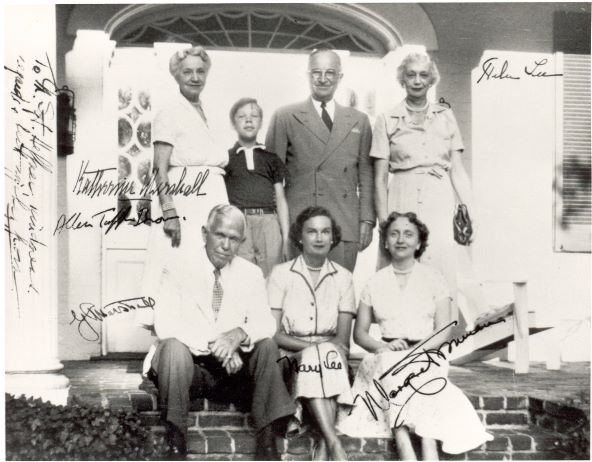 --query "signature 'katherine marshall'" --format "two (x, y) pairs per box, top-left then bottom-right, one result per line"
(352, 318), (505, 427)
(69, 297), (156, 342)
